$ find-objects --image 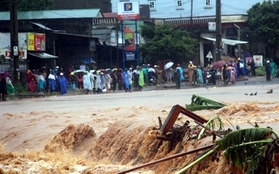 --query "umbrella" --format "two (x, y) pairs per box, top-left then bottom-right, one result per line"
(71, 69), (87, 74)
(148, 68), (155, 72)
(98, 69), (107, 72)
(82, 57), (94, 64)
(212, 60), (226, 68)
(111, 68), (118, 72)
(164, 62), (174, 70)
